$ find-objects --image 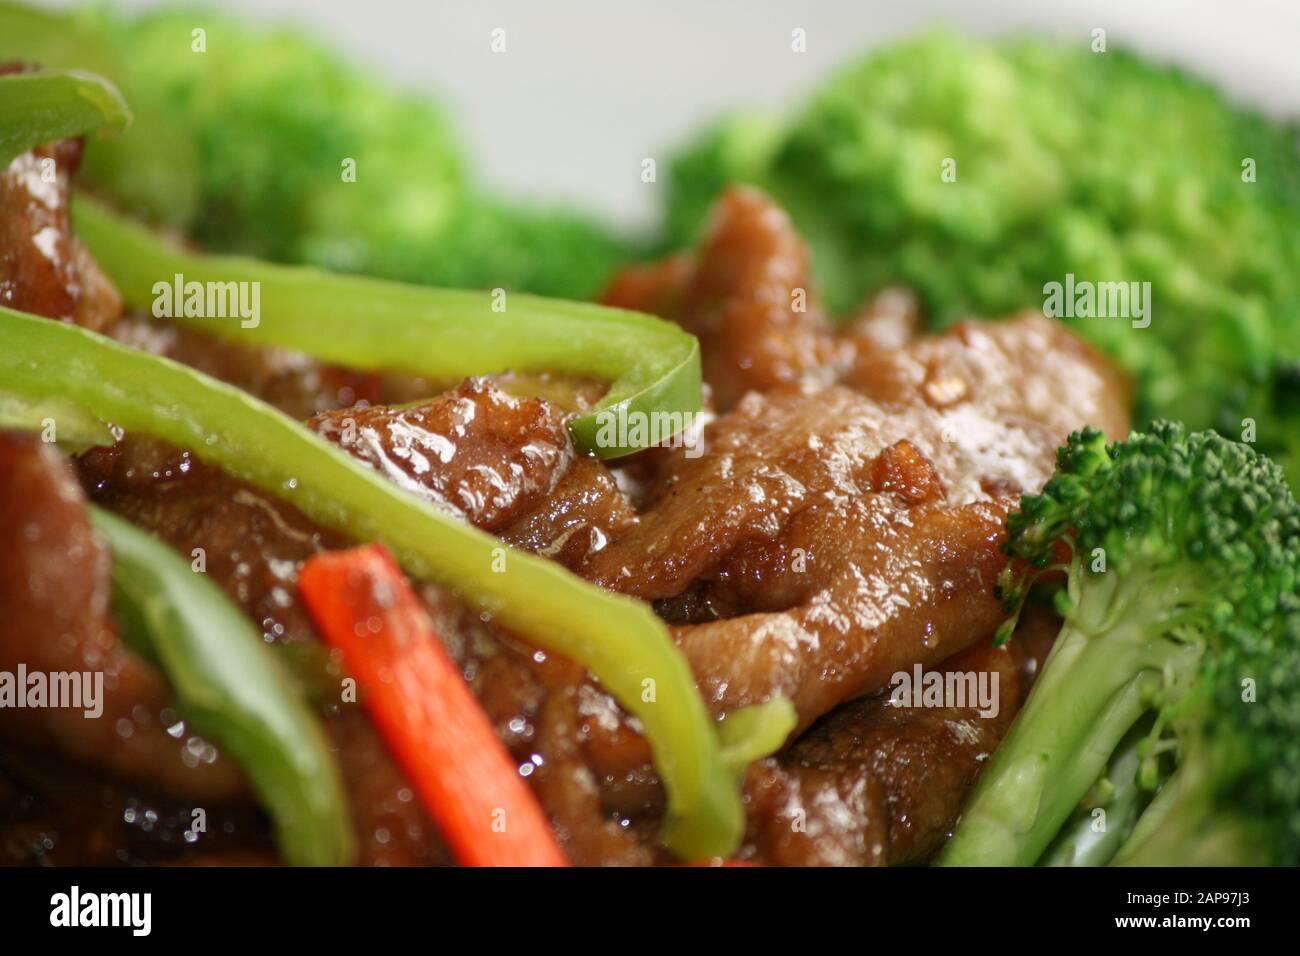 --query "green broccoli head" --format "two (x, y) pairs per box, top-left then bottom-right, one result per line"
(941, 423), (1300, 866)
